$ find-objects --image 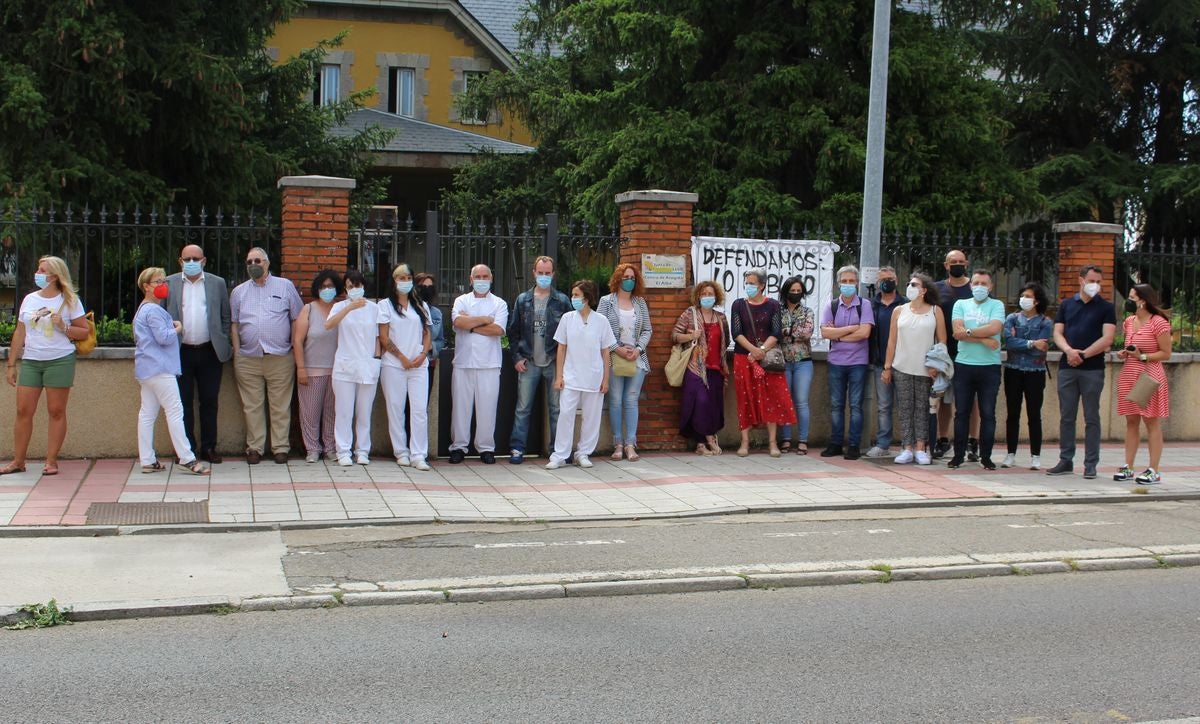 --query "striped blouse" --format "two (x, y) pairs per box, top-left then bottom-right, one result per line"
(597, 293), (653, 372)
